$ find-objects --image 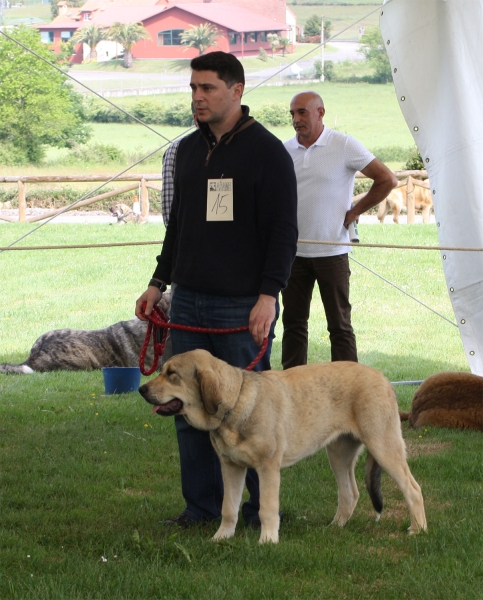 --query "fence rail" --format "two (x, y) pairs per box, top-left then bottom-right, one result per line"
(0, 170), (428, 224)
(0, 174), (162, 223)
